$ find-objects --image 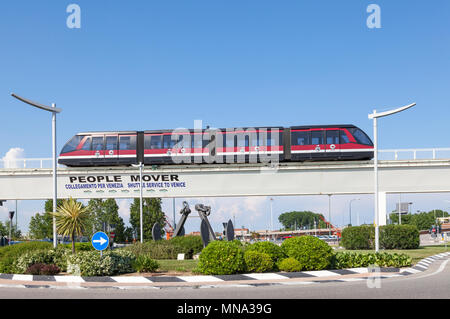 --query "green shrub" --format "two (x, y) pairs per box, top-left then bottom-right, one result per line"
(196, 241), (245, 275)
(61, 242), (95, 252)
(341, 226), (375, 250)
(124, 241), (188, 259)
(25, 263), (60, 275)
(331, 251), (412, 269)
(341, 225), (420, 250)
(0, 241), (52, 273)
(132, 255), (159, 273)
(67, 250), (136, 276)
(245, 241), (286, 264)
(277, 257), (303, 272)
(244, 250), (274, 273)
(13, 247), (70, 274)
(281, 236), (333, 271)
(379, 225), (420, 249)
(169, 236), (203, 256)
